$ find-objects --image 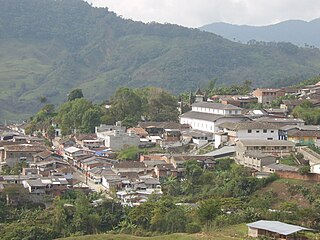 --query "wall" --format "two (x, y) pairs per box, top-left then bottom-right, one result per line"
(238, 129), (279, 140)
(276, 171), (320, 181)
(180, 117), (215, 133)
(105, 132), (140, 151)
